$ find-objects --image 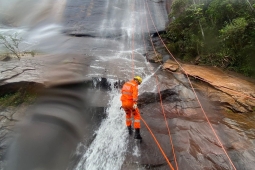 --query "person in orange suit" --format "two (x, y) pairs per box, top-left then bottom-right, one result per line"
(120, 76), (143, 140)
